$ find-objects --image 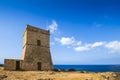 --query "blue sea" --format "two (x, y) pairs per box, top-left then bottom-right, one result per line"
(54, 65), (120, 72)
